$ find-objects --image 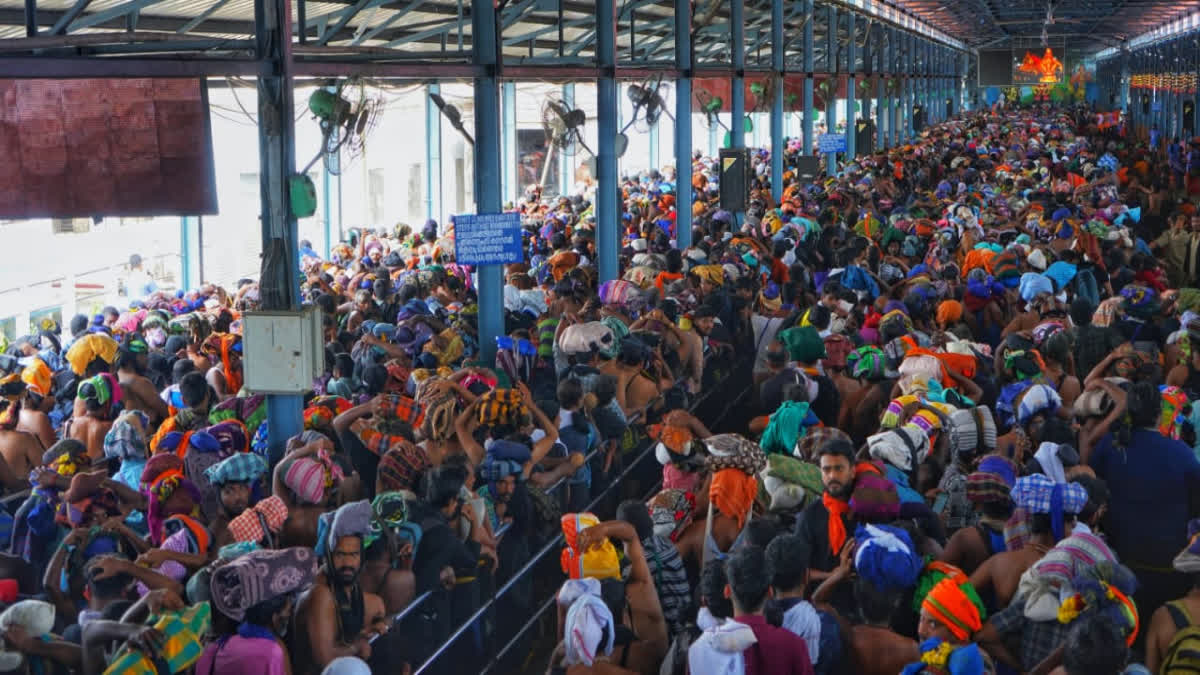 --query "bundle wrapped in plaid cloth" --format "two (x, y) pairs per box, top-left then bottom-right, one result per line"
(104, 602), (210, 675)
(477, 388), (528, 427)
